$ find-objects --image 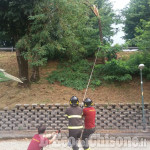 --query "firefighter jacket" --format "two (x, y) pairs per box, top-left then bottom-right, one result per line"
(65, 106), (83, 129)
